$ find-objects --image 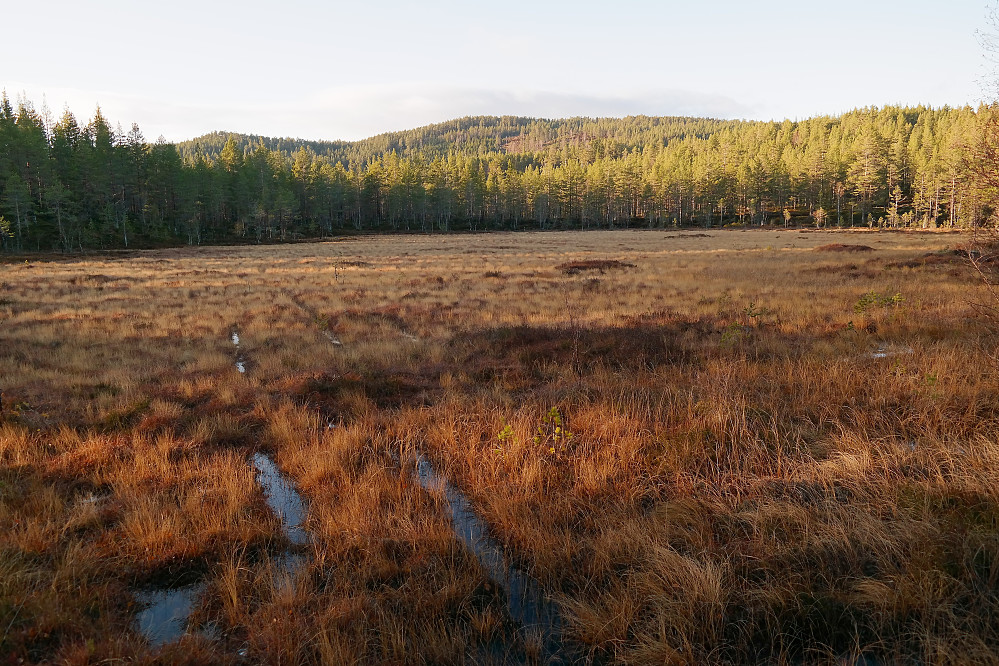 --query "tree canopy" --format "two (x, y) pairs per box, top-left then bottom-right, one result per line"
(0, 94), (993, 251)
